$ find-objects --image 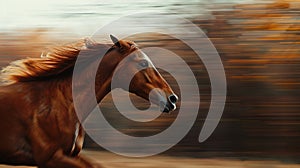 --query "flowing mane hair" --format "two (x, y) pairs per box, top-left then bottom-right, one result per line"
(1, 39), (111, 84)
